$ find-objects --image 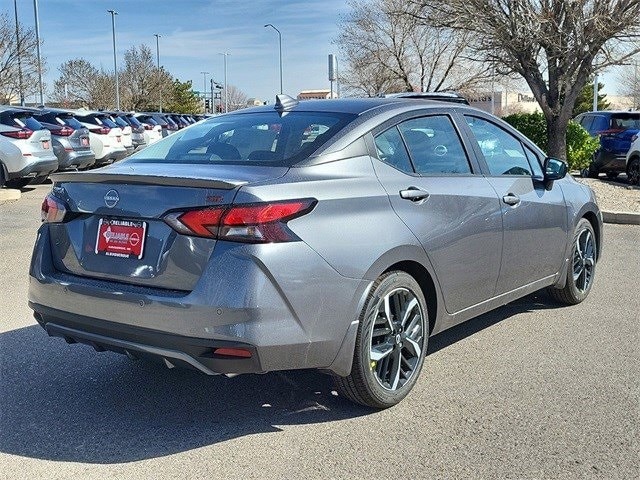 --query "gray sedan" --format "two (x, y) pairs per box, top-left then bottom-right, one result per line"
(29, 96), (602, 408)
